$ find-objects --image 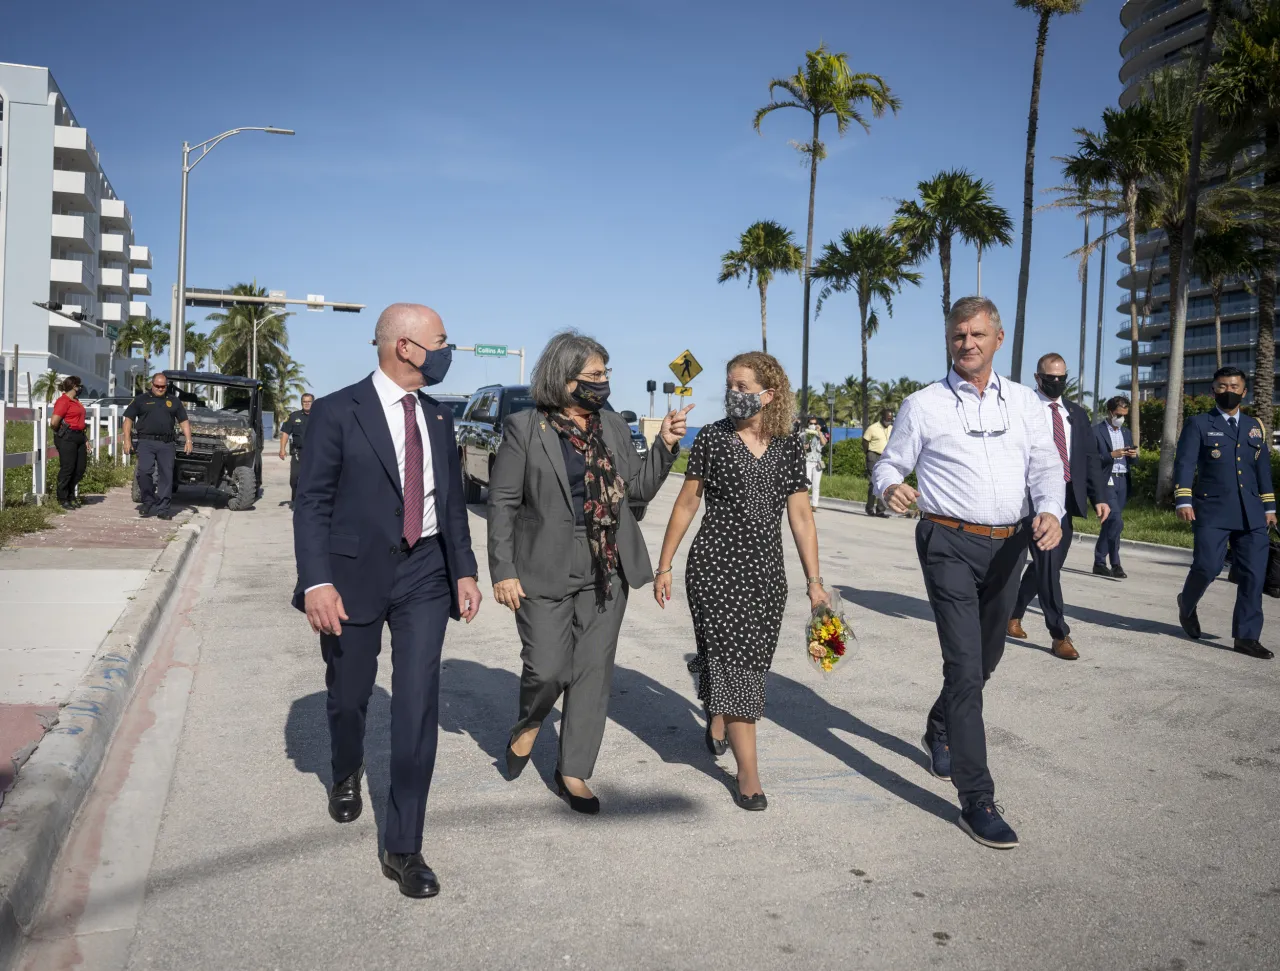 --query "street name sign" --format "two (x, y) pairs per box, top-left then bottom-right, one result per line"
(475, 344), (508, 358)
